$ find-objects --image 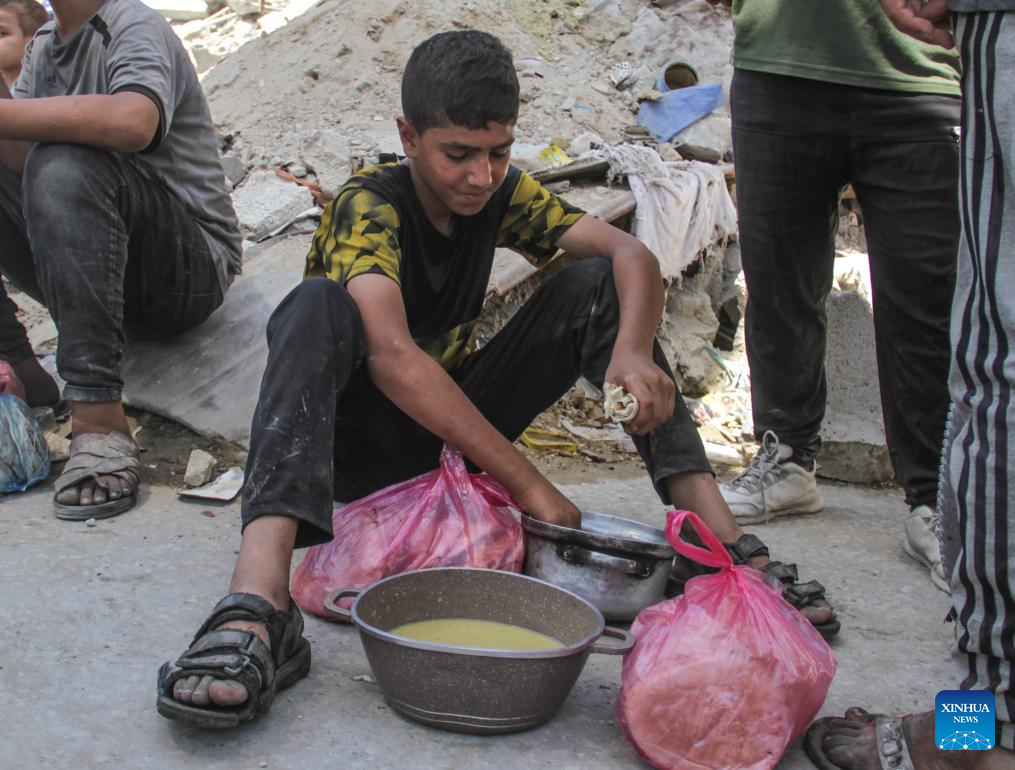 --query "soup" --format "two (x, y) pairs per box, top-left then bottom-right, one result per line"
(389, 618), (565, 651)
